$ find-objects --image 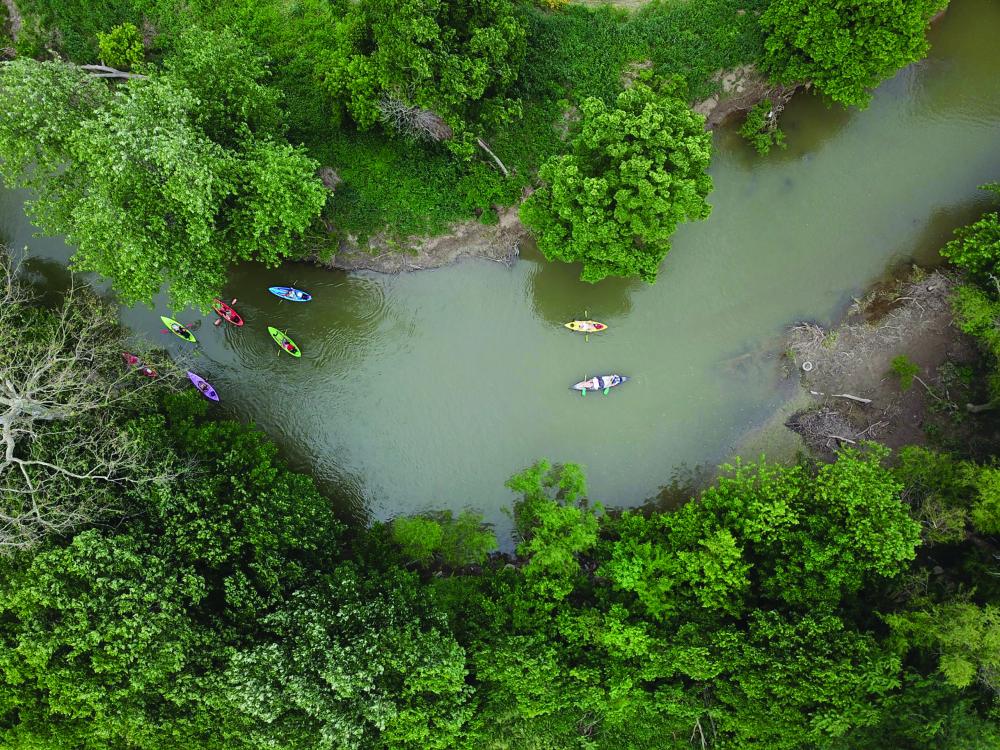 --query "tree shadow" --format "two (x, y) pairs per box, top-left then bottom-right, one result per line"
(719, 88), (858, 171)
(524, 239), (644, 327)
(905, 189), (1000, 266)
(639, 462), (714, 514)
